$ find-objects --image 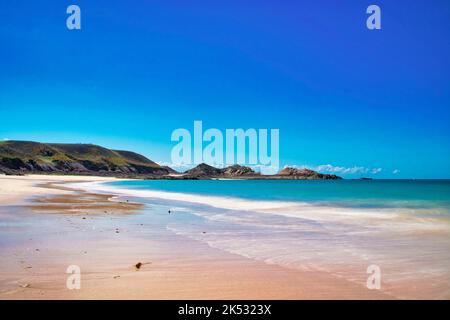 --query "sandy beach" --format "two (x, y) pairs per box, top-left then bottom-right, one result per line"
(0, 174), (398, 300)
